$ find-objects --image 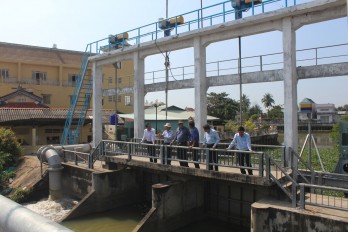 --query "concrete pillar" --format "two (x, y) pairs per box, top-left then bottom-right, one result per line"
(133, 52), (145, 138)
(194, 37), (207, 141)
(31, 127), (37, 147)
(92, 62), (103, 148)
(282, 17), (298, 168)
(17, 62), (21, 82)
